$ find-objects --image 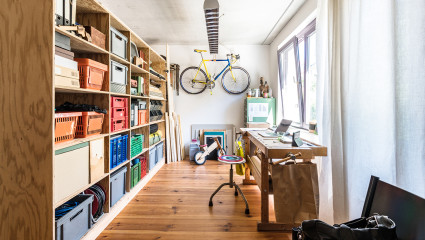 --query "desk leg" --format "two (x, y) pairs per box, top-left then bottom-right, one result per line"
(243, 135), (256, 185)
(260, 152), (269, 225)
